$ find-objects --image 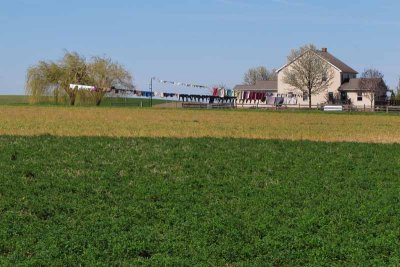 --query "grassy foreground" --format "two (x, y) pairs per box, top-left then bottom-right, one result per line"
(1, 136), (400, 266)
(1, 106), (400, 143)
